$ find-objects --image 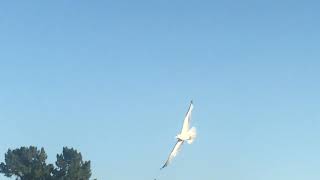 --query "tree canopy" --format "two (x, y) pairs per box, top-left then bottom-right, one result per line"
(54, 147), (91, 180)
(0, 146), (93, 180)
